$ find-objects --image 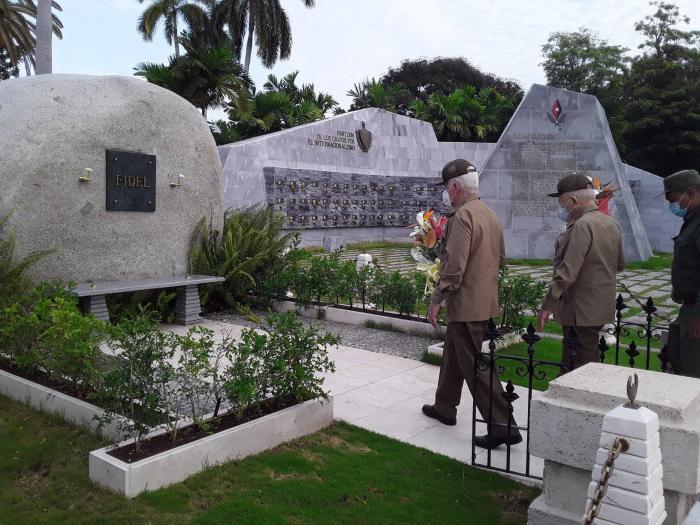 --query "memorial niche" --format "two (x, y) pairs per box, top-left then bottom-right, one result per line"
(105, 150), (156, 212)
(264, 168), (446, 229)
